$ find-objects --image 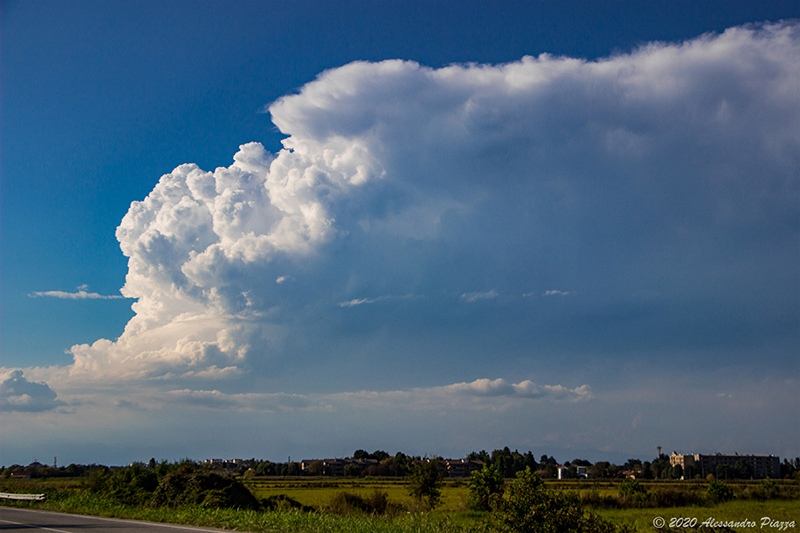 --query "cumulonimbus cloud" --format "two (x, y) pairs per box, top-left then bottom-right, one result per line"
(55, 21), (798, 383)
